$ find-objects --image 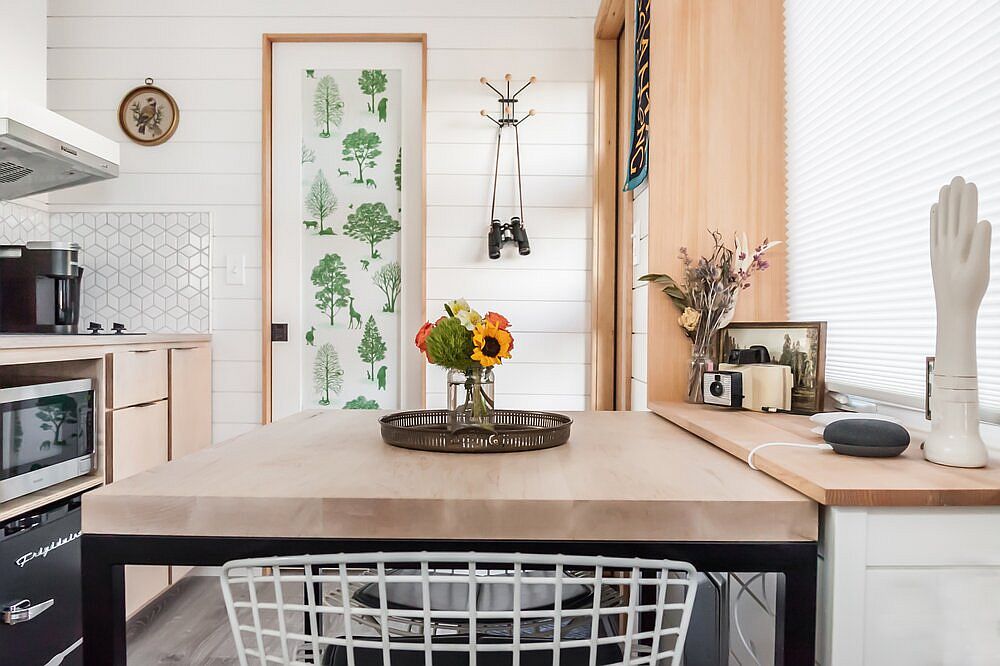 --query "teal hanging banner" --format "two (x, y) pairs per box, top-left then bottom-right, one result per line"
(624, 0), (650, 191)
